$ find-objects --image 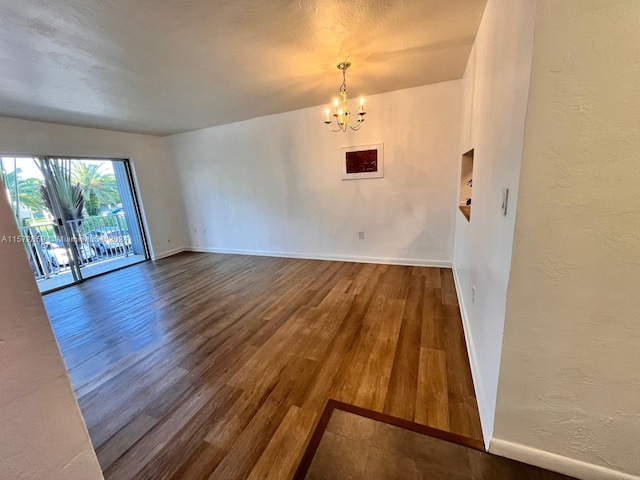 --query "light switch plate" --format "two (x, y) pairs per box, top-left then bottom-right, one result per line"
(501, 188), (509, 215)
